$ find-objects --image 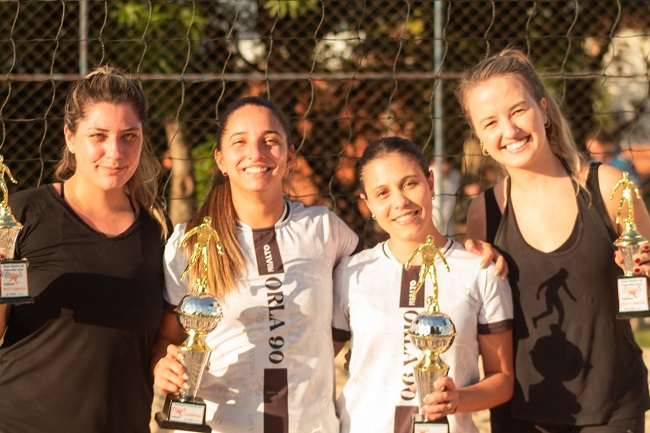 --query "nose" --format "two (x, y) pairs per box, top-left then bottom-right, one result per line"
(246, 139), (267, 160)
(392, 189), (410, 208)
(502, 118), (520, 138)
(104, 135), (123, 159)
